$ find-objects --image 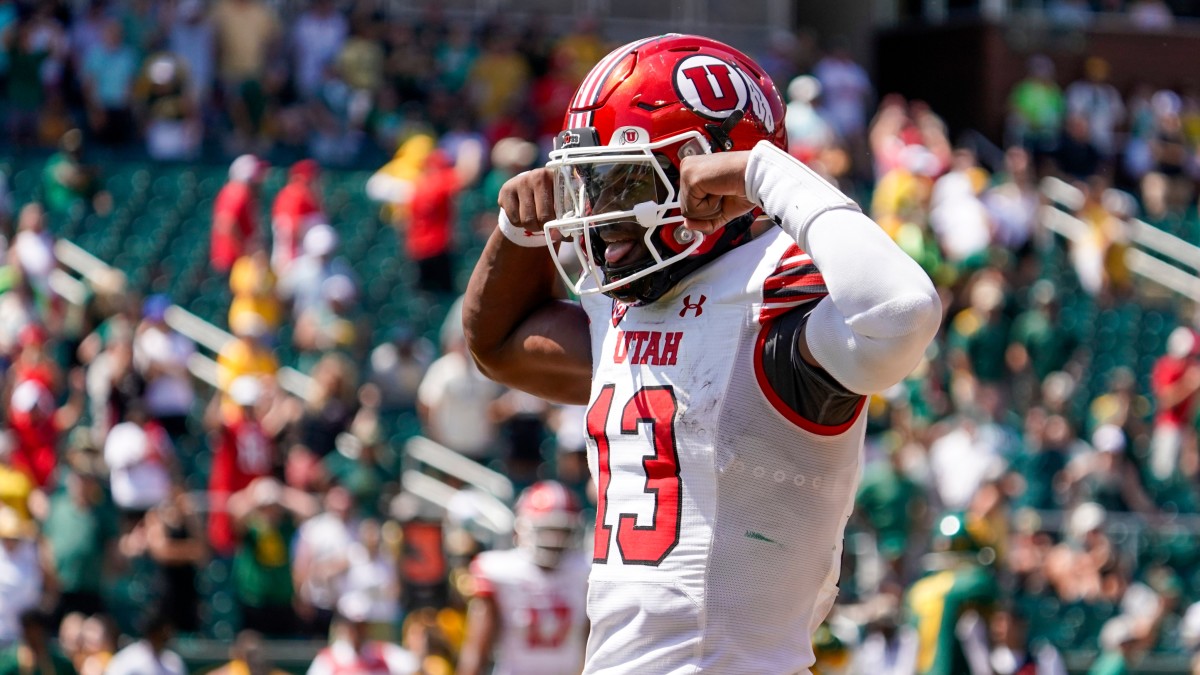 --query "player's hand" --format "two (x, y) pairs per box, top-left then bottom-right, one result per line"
(679, 151), (756, 234)
(498, 168), (557, 235)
